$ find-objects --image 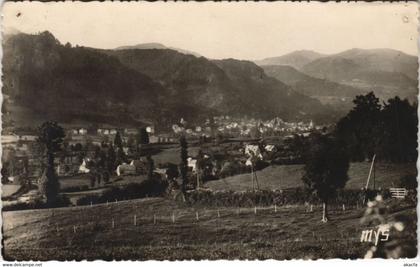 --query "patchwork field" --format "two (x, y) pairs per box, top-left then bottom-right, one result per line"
(2, 197), (416, 260)
(204, 163), (416, 191)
